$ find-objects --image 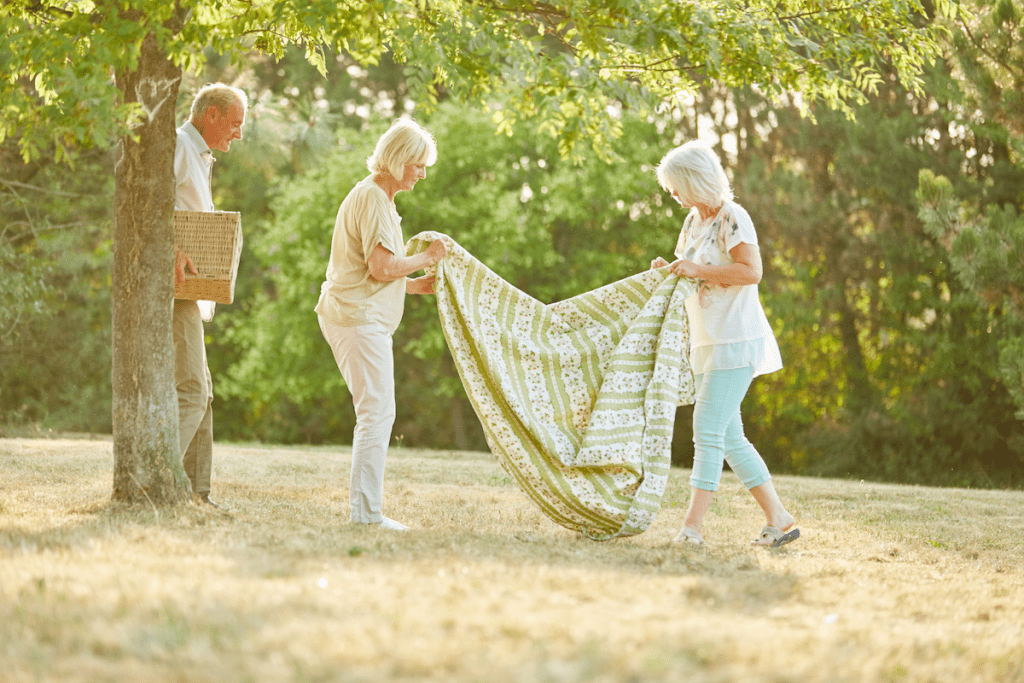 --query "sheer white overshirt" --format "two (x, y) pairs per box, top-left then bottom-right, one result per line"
(674, 200), (783, 378)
